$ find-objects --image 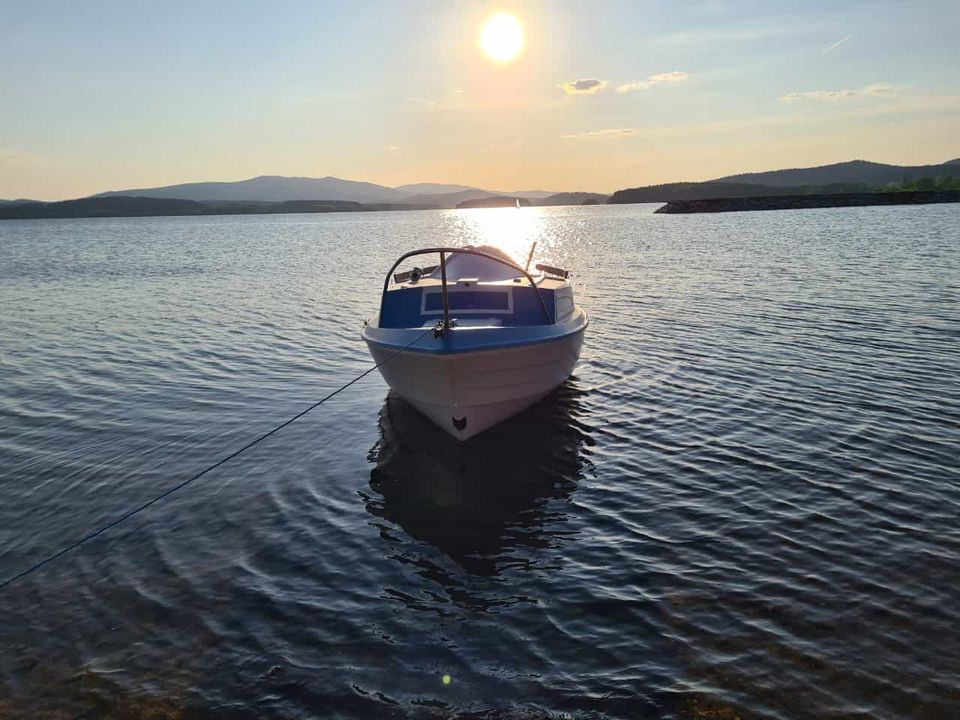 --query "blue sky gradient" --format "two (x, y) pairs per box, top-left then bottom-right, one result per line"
(2, 0), (958, 199)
